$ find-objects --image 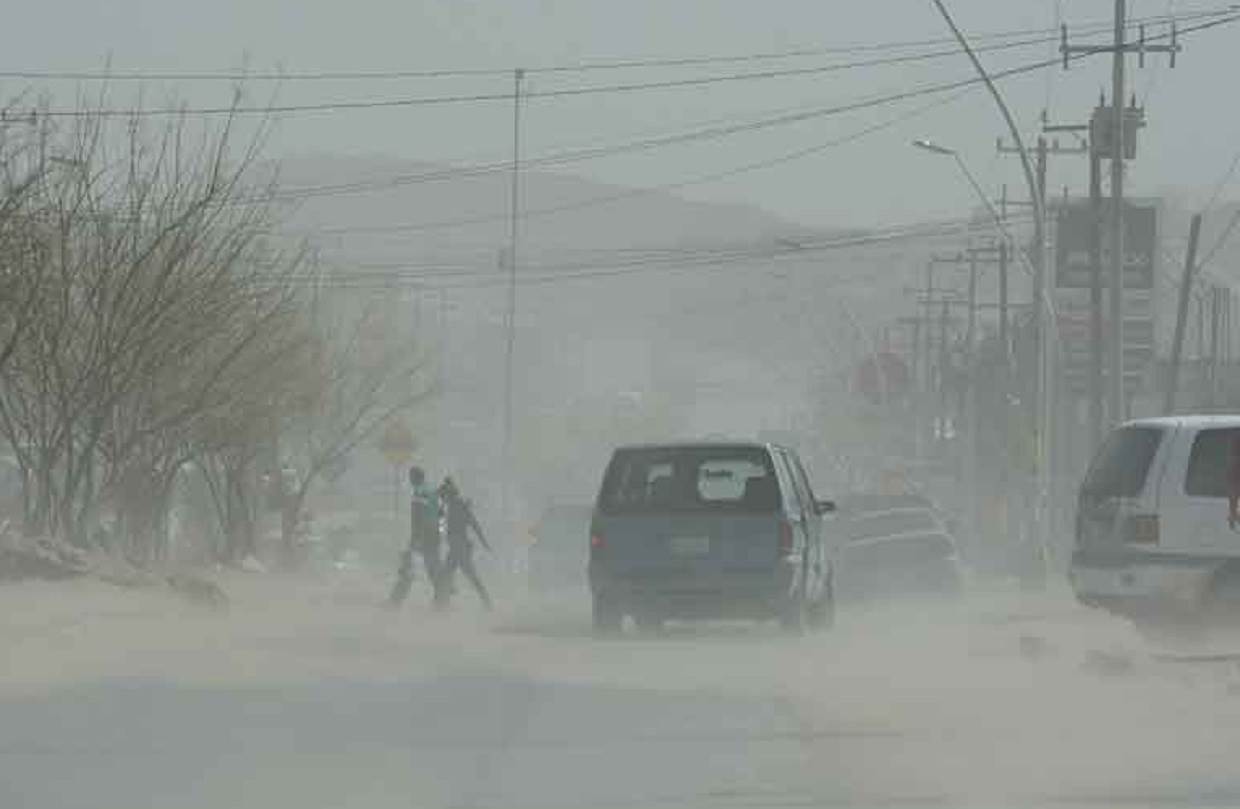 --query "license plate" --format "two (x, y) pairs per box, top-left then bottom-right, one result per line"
(669, 536), (710, 556)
